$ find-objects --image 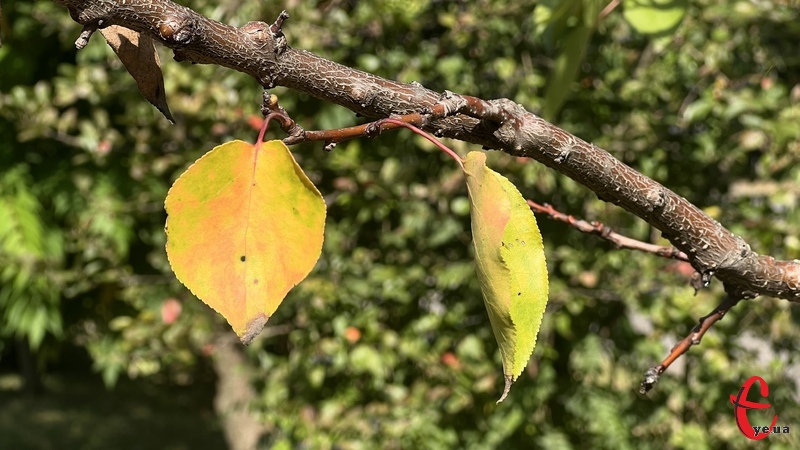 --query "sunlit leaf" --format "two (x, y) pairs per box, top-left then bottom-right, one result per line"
(463, 151), (549, 402)
(623, 0), (688, 37)
(165, 140), (326, 344)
